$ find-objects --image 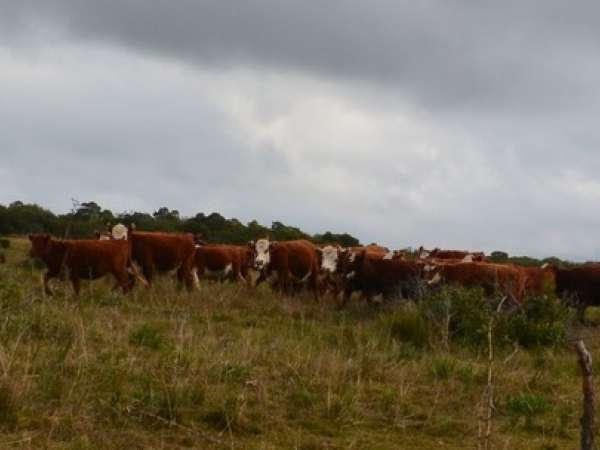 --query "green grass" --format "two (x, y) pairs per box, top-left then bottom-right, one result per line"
(0, 237), (594, 449)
